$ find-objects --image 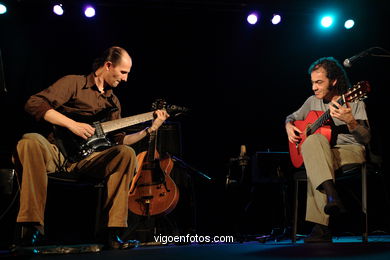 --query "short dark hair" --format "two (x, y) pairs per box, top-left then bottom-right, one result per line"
(92, 46), (127, 72)
(308, 57), (351, 94)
